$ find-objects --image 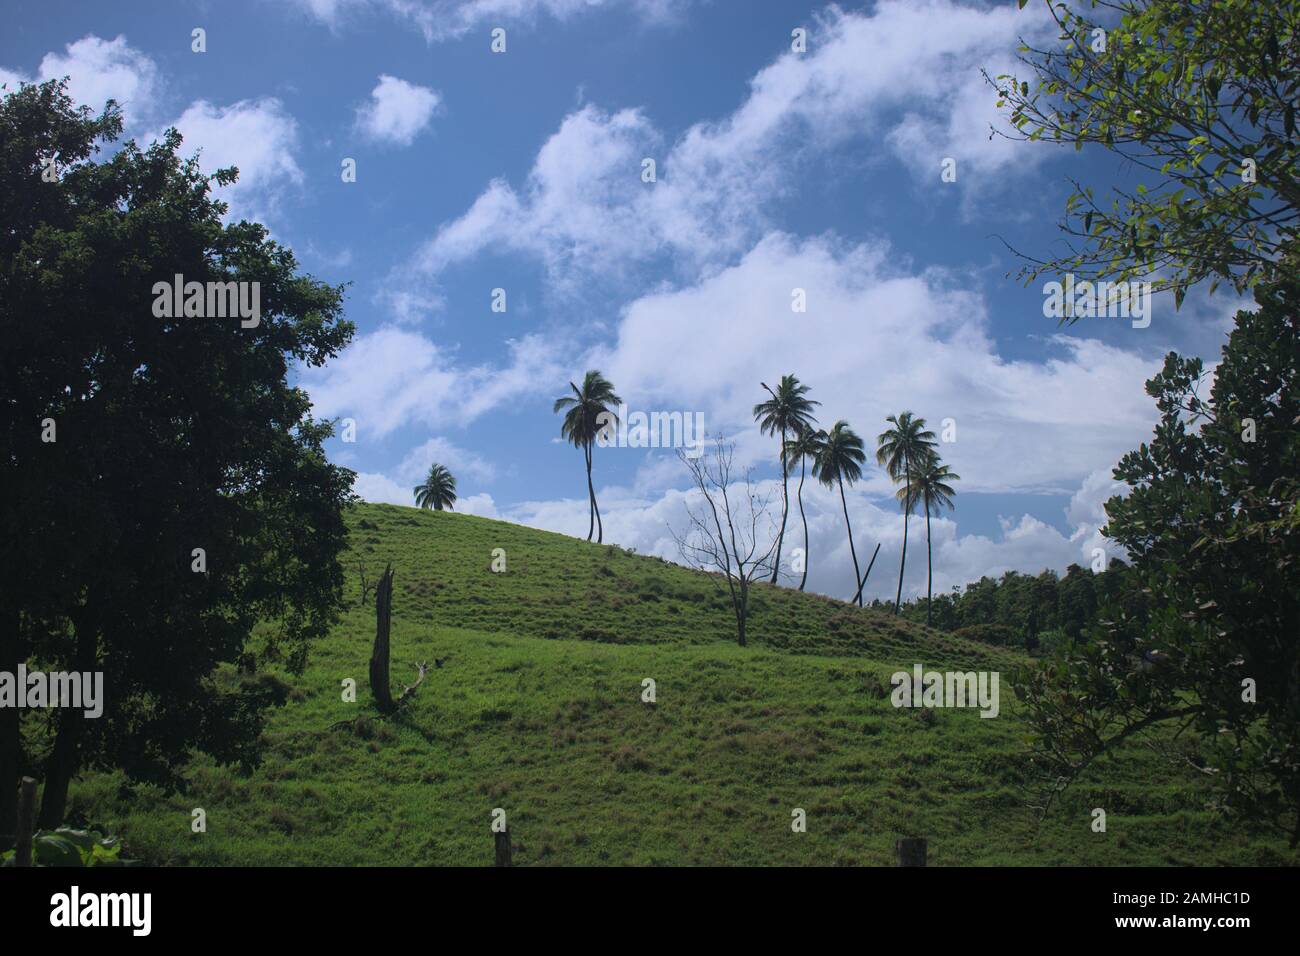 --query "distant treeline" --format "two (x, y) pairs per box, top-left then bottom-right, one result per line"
(878, 562), (1147, 653)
